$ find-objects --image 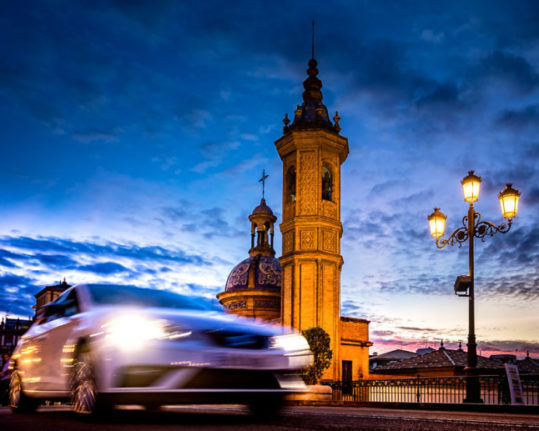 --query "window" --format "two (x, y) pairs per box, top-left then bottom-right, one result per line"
(287, 166), (296, 202)
(322, 165), (333, 201)
(62, 289), (79, 317)
(41, 288), (80, 322)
